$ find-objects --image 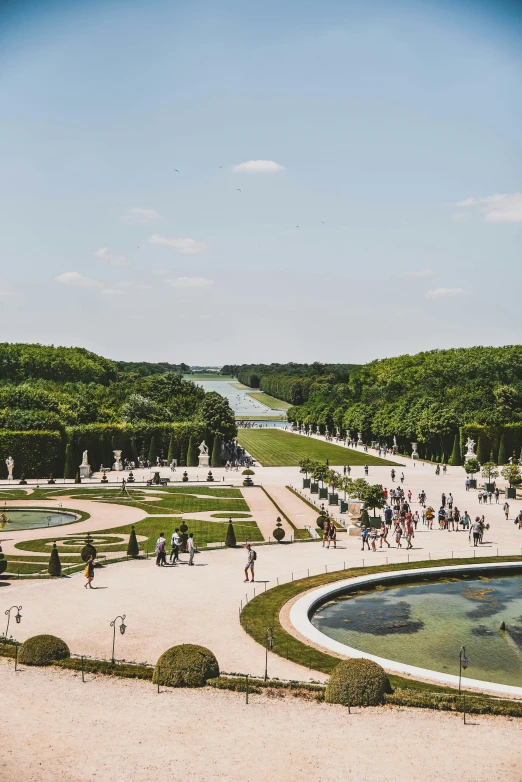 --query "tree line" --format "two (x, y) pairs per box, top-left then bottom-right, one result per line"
(288, 346), (522, 463)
